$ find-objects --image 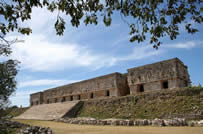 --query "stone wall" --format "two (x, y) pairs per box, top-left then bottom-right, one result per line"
(176, 60), (191, 87)
(127, 58), (190, 94)
(30, 92), (43, 106)
(0, 119), (53, 134)
(32, 72), (128, 105)
(30, 58), (190, 106)
(116, 73), (130, 96)
(56, 117), (203, 127)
